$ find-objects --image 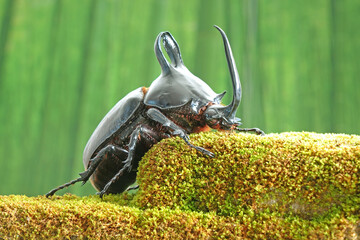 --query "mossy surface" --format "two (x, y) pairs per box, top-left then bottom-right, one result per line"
(0, 194), (245, 239)
(1, 131), (360, 239)
(136, 132), (360, 219)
